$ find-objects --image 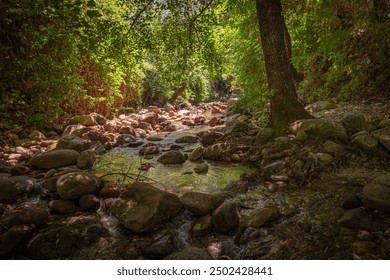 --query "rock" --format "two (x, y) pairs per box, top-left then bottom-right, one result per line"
(208, 116), (220, 127)
(341, 113), (375, 134)
(372, 173), (390, 187)
(139, 145), (160, 156)
(10, 165), (31, 176)
(140, 112), (158, 124)
(115, 134), (137, 145)
(48, 200), (76, 214)
(28, 130), (46, 141)
(0, 224), (36, 257)
(190, 215), (213, 237)
(362, 184), (390, 212)
(189, 147), (204, 161)
(339, 208), (384, 231)
(290, 119), (348, 141)
(56, 134), (90, 152)
(111, 182), (182, 233)
(103, 122), (117, 133)
(146, 136), (163, 141)
(194, 163), (209, 174)
(157, 151), (186, 164)
(372, 127), (390, 140)
(99, 182), (126, 198)
(27, 213), (108, 259)
(323, 140), (346, 155)
(90, 113), (107, 125)
(56, 172), (101, 200)
(305, 101), (336, 112)
(203, 143), (230, 161)
(200, 131), (224, 146)
(164, 247), (213, 260)
(315, 152), (334, 162)
(378, 119), (390, 128)
(263, 160), (285, 180)
(165, 103), (175, 112)
(379, 135), (390, 153)
(29, 149), (79, 169)
(245, 207), (281, 227)
(212, 201), (240, 234)
(342, 193), (362, 209)
(77, 150), (96, 170)
(0, 176), (40, 203)
(175, 136), (198, 144)
(255, 128), (276, 145)
(63, 124), (86, 136)
(79, 194), (100, 210)
(118, 126), (136, 137)
(351, 132), (378, 150)
(68, 115), (97, 126)
(194, 115), (206, 124)
(140, 231), (176, 259)
(2, 205), (49, 228)
(42, 177), (58, 191)
(381, 238), (390, 258)
(222, 180), (249, 196)
(180, 192), (223, 216)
